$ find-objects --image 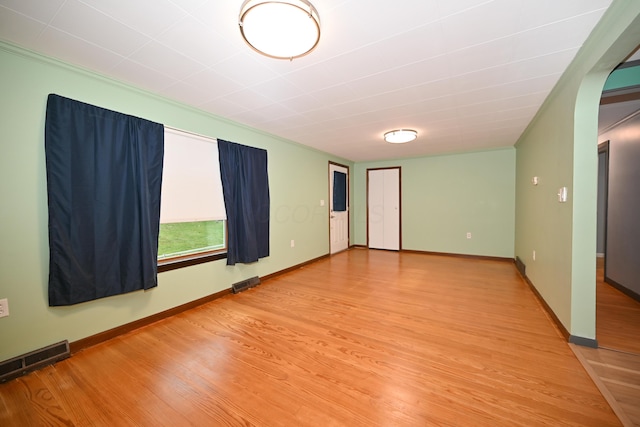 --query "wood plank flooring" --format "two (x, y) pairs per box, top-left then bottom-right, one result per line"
(596, 258), (640, 354)
(572, 346), (640, 427)
(570, 257), (640, 427)
(0, 250), (622, 426)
